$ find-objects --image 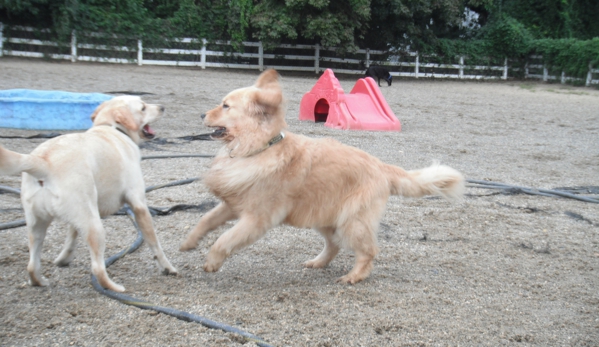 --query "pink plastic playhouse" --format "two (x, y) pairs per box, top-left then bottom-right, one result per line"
(299, 69), (401, 131)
